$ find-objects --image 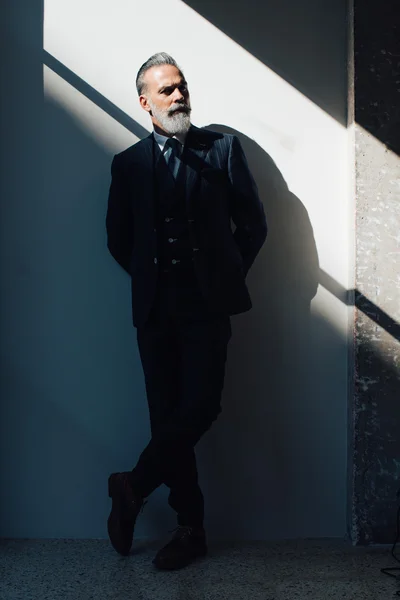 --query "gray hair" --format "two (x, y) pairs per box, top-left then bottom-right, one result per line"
(136, 52), (184, 96)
